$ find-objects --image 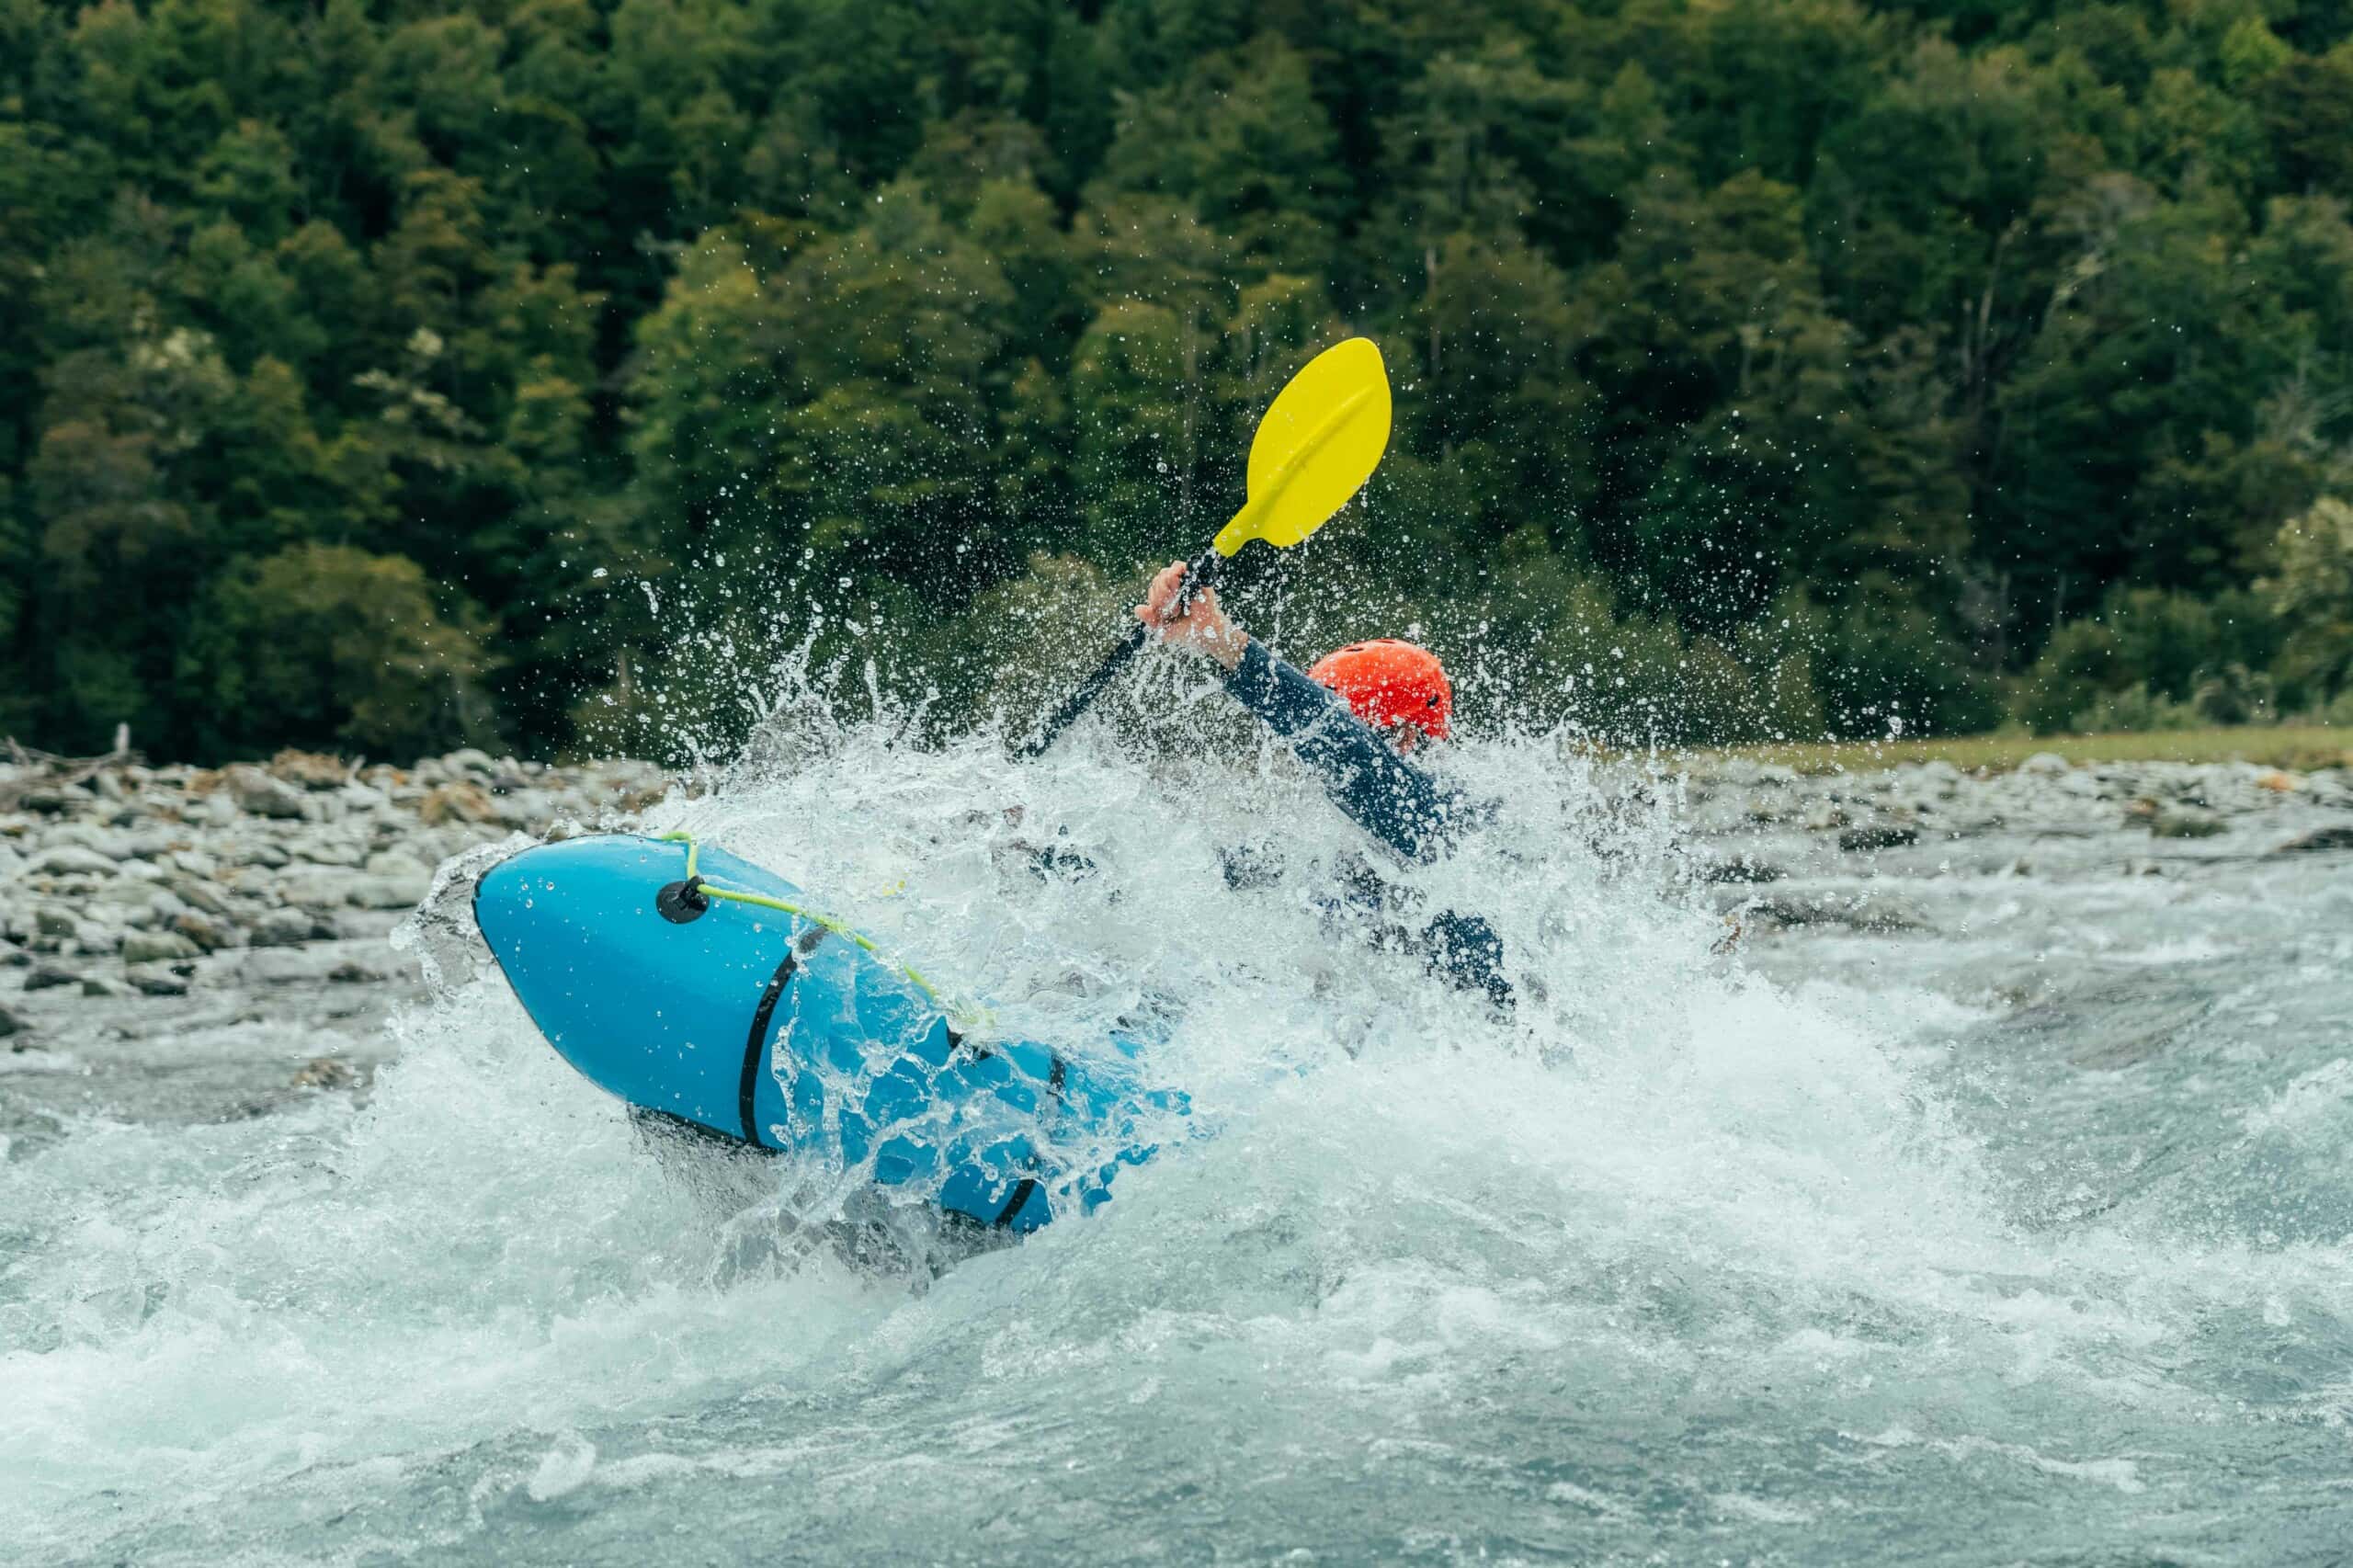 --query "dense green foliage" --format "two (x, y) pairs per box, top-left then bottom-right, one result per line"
(5, 0), (2352, 759)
